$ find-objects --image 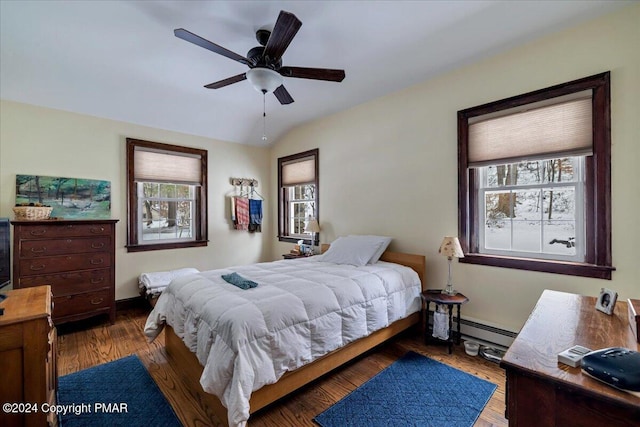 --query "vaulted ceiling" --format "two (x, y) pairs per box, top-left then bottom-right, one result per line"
(0, 1), (629, 145)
